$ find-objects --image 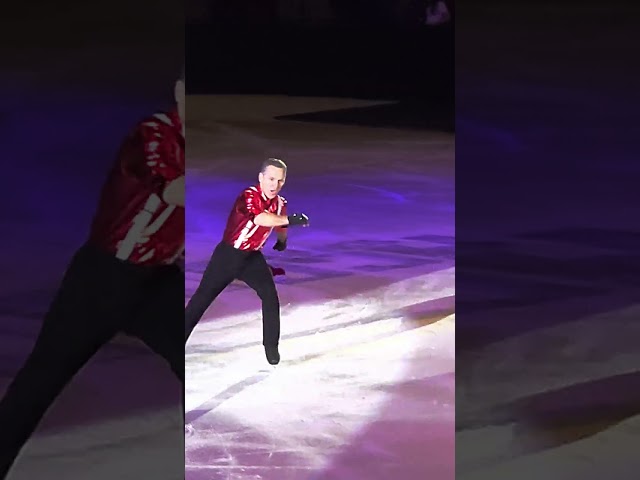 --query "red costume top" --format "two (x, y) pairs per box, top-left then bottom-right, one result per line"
(88, 110), (184, 266)
(222, 185), (287, 251)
